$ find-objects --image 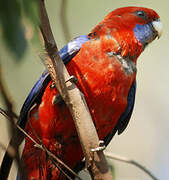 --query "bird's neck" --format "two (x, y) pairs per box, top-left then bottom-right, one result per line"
(89, 23), (144, 63)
